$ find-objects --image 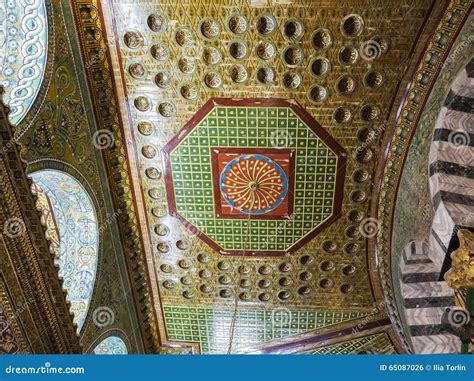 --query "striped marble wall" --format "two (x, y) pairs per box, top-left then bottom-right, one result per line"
(398, 59), (473, 354)
(399, 241), (460, 353)
(429, 59), (474, 265)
